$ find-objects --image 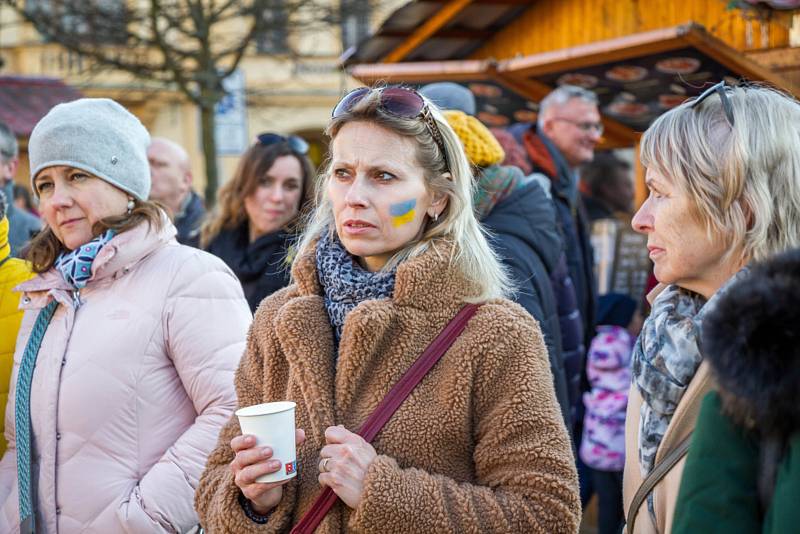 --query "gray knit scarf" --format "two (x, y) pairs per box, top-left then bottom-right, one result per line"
(632, 268), (748, 517)
(315, 230), (396, 346)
